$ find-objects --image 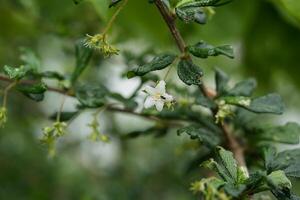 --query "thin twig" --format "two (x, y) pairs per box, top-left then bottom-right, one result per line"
(102, 0), (128, 35)
(56, 92), (68, 122)
(0, 74), (185, 126)
(154, 1), (187, 54)
(0, 75), (68, 95)
(2, 81), (17, 108)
